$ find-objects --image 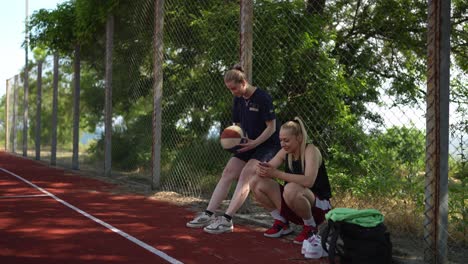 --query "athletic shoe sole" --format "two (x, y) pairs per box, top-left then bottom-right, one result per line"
(304, 249), (328, 259)
(186, 222), (211, 228)
(264, 227), (293, 238)
(203, 226), (234, 234)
